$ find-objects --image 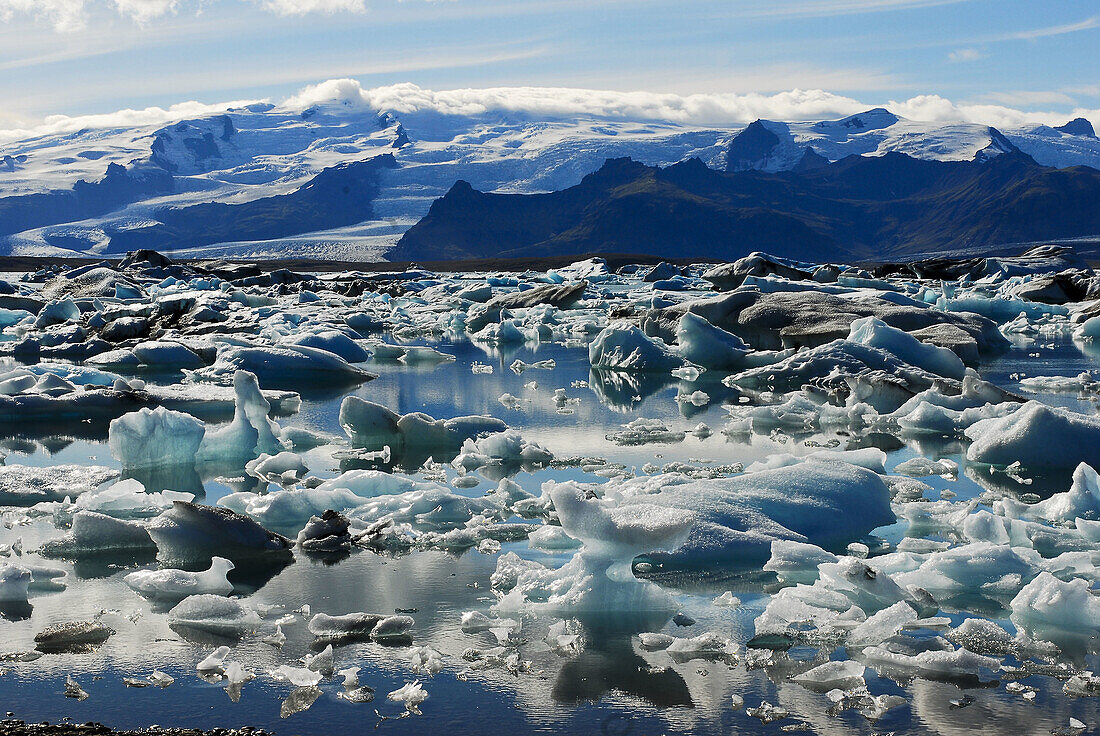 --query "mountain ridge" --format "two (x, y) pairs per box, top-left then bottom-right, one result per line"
(392, 150), (1100, 263)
